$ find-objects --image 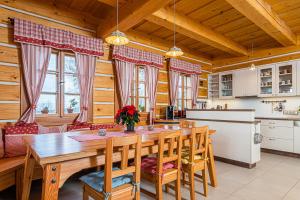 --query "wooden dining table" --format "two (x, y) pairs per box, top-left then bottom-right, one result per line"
(21, 127), (217, 200)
